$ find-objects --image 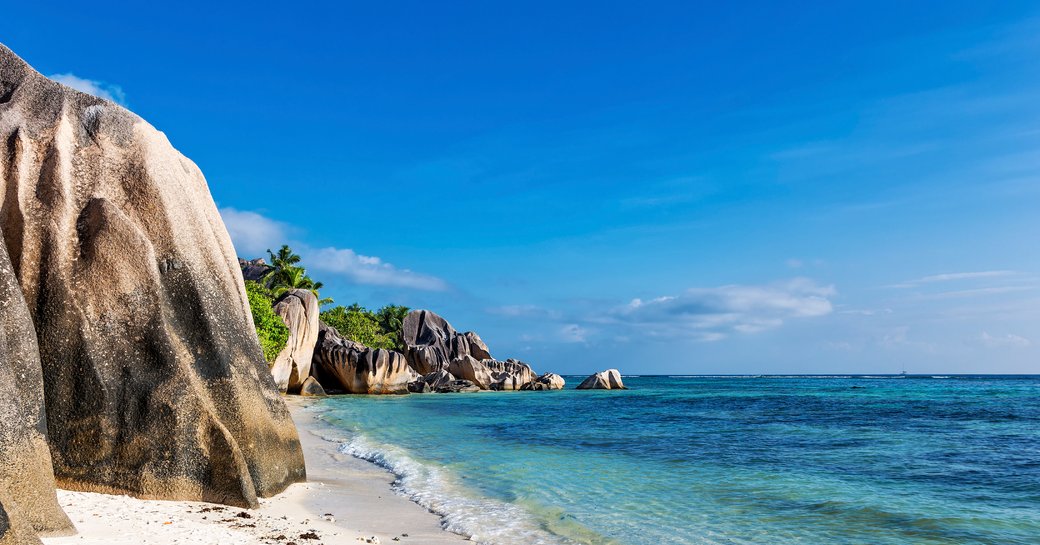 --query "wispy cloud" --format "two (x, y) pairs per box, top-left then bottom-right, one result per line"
(220, 208), (291, 257)
(306, 247), (448, 291)
(559, 324), (589, 343)
(597, 278), (836, 341)
(885, 270), (1018, 289)
(979, 331), (1032, 348)
(49, 73), (127, 105)
(219, 207), (447, 291)
(487, 304), (562, 320)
